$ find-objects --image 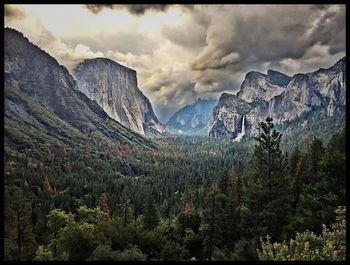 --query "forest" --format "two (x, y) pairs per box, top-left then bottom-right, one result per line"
(4, 118), (346, 261)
